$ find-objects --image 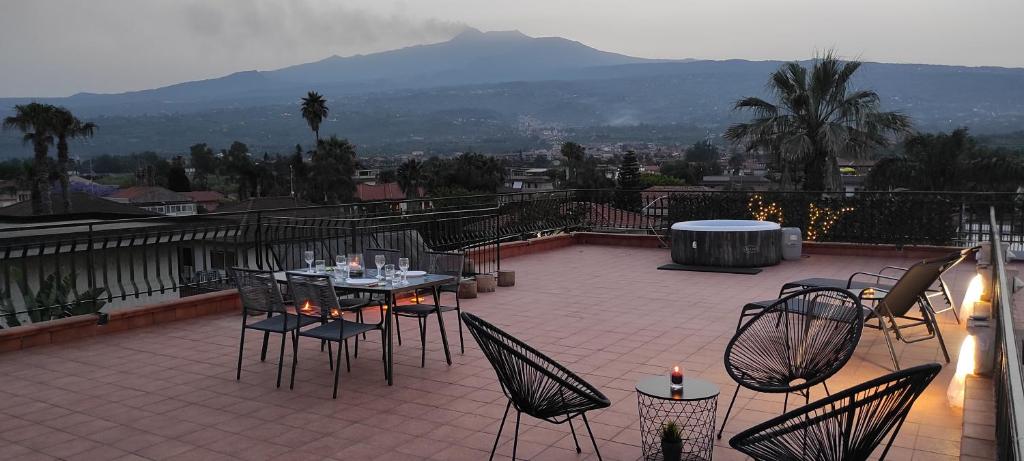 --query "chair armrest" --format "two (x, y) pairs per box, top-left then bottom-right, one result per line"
(847, 271), (901, 288)
(878, 265), (910, 277)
